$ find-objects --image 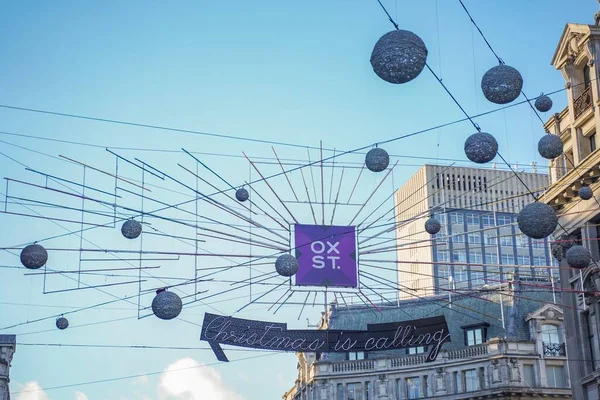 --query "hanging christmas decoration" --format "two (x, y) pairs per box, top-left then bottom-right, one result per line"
(56, 316), (69, 330)
(481, 65), (523, 104)
(151, 289), (183, 320)
(275, 254), (299, 277)
(365, 147), (390, 172)
(370, 30), (428, 84)
(121, 219), (142, 239)
(20, 244), (48, 269)
(424, 218), (441, 235)
(235, 188), (249, 202)
(464, 132), (498, 164)
(534, 94), (553, 112)
(579, 186), (593, 200)
(517, 202), (557, 239)
(566, 245), (592, 269)
(537, 134), (563, 160)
